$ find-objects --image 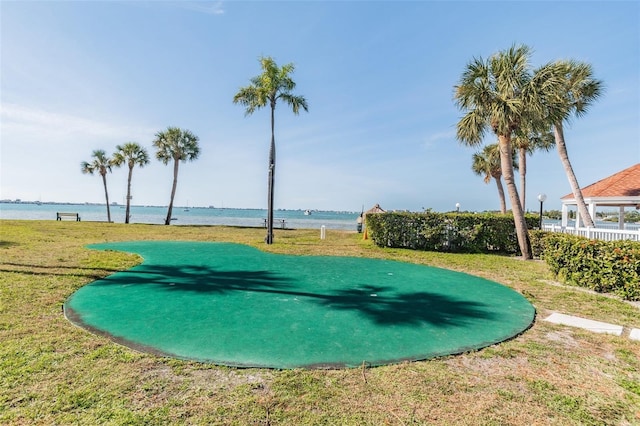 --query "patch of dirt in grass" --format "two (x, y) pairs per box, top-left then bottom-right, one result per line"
(545, 330), (580, 348)
(449, 353), (530, 377)
(129, 361), (273, 408)
(188, 368), (271, 391)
